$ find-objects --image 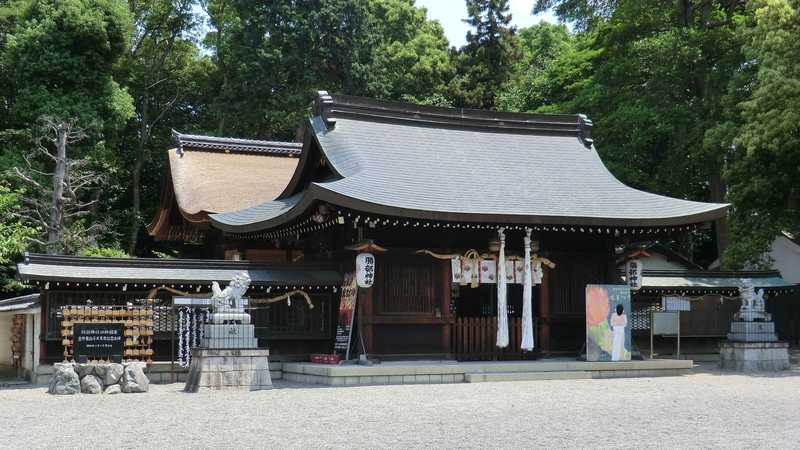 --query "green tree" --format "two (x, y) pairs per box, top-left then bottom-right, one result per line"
(0, 184), (36, 292)
(116, 0), (205, 255)
(451, 0), (520, 109)
(368, 0), (452, 101)
(203, 0), (377, 139)
(203, 0), (452, 139)
(3, 0), (135, 254)
(497, 22), (598, 113)
(534, 0), (618, 31)
(541, 1), (749, 265)
(724, 0), (800, 268)
(4, 0), (135, 132)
